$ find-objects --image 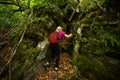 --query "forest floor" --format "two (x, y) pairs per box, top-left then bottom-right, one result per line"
(34, 53), (78, 80)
